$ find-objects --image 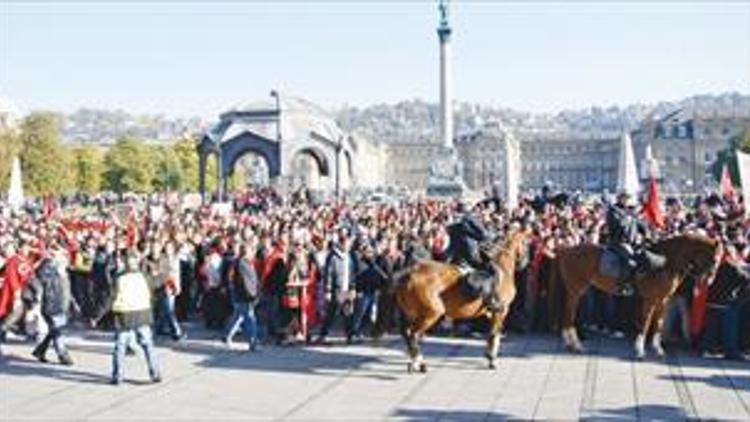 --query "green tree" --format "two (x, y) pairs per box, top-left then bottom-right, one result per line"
(71, 146), (104, 194)
(172, 137), (200, 192)
(103, 137), (155, 193)
(151, 145), (183, 192)
(710, 129), (750, 186)
(17, 112), (73, 196)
